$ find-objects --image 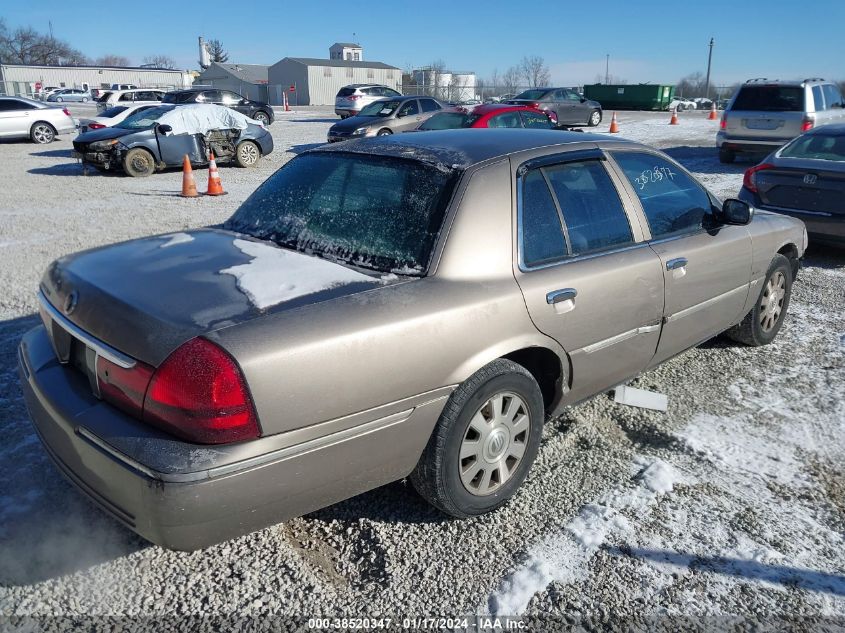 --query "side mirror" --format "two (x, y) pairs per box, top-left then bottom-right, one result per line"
(720, 199), (753, 225)
(157, 124), (172, 134)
